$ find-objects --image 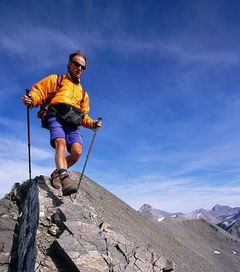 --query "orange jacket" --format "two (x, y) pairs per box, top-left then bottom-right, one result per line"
(30, 73), (95, 128)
